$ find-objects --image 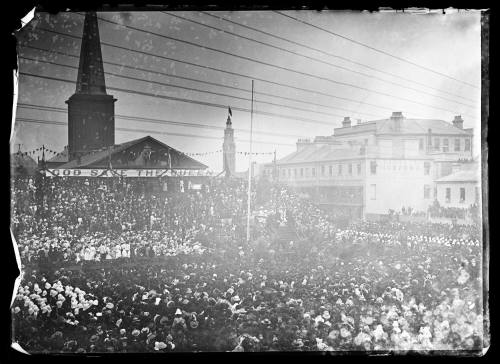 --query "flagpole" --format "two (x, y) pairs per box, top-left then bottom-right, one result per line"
(246, 80), (254, 243)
